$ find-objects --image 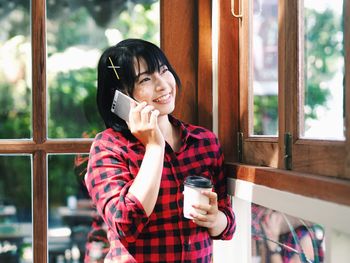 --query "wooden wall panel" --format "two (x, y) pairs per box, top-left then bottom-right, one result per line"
(160, 1), (198, 125)
(198, 0), (213, 130)
(218, 0), (240, 161)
